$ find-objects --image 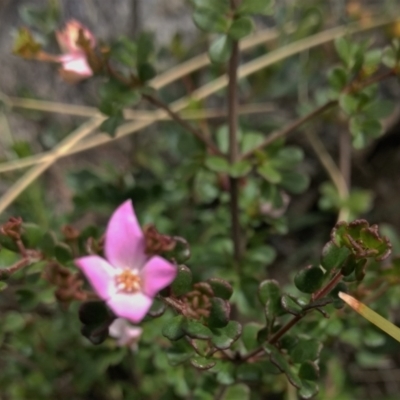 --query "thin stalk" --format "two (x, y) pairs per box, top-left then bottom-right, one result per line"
(241, 271), (343, 362)
(143, 93), (223, 156)
(227, 5), (242, 263)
